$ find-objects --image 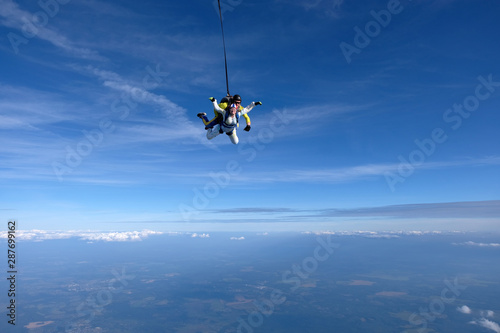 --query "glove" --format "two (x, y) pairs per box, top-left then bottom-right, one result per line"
(255, 101), (262, 105)
(209, 97), (215, 102)
(244, 125), (251, 132)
